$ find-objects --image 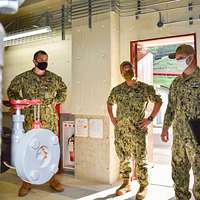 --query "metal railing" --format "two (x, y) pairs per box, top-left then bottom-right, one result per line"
(1, 0), (200, 45)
